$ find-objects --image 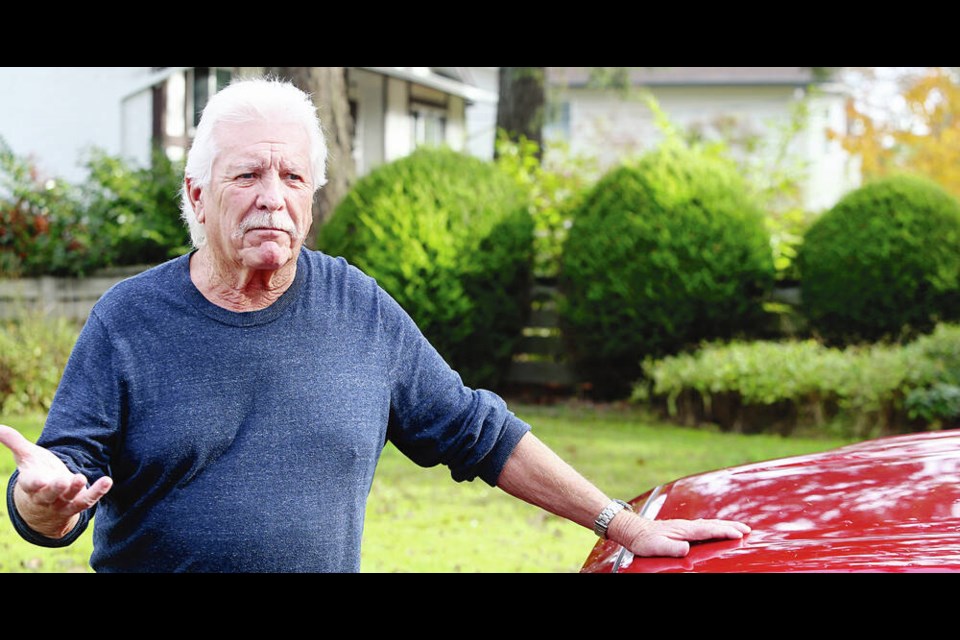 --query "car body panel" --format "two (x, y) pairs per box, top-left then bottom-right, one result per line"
(581, 430), (960, 573)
